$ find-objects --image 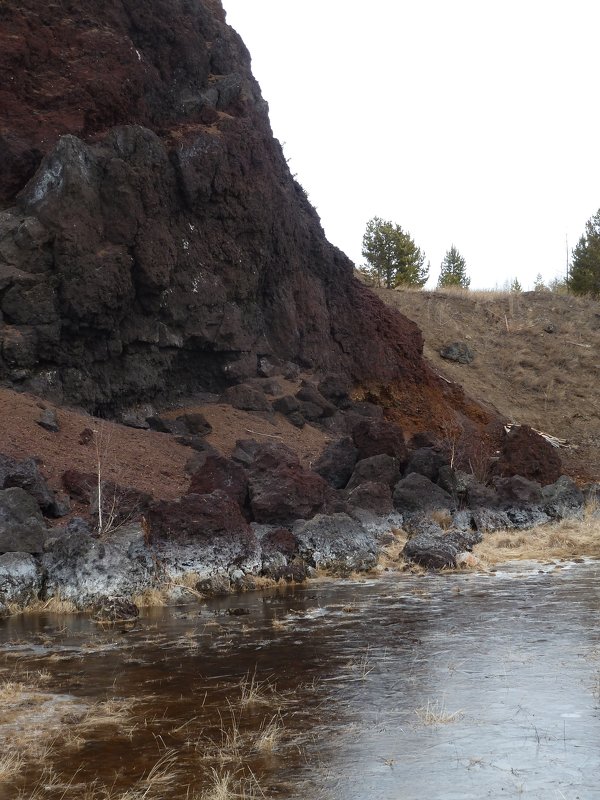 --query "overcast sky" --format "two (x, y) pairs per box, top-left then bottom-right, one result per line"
(222, 1), (600, 290)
